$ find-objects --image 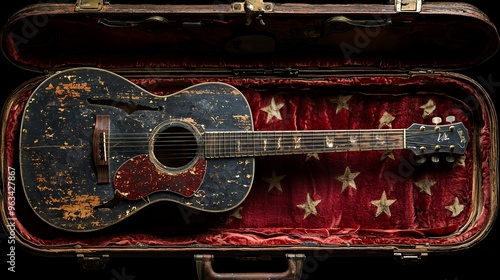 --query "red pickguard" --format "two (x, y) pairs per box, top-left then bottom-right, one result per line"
(114, 155), (206, 200)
